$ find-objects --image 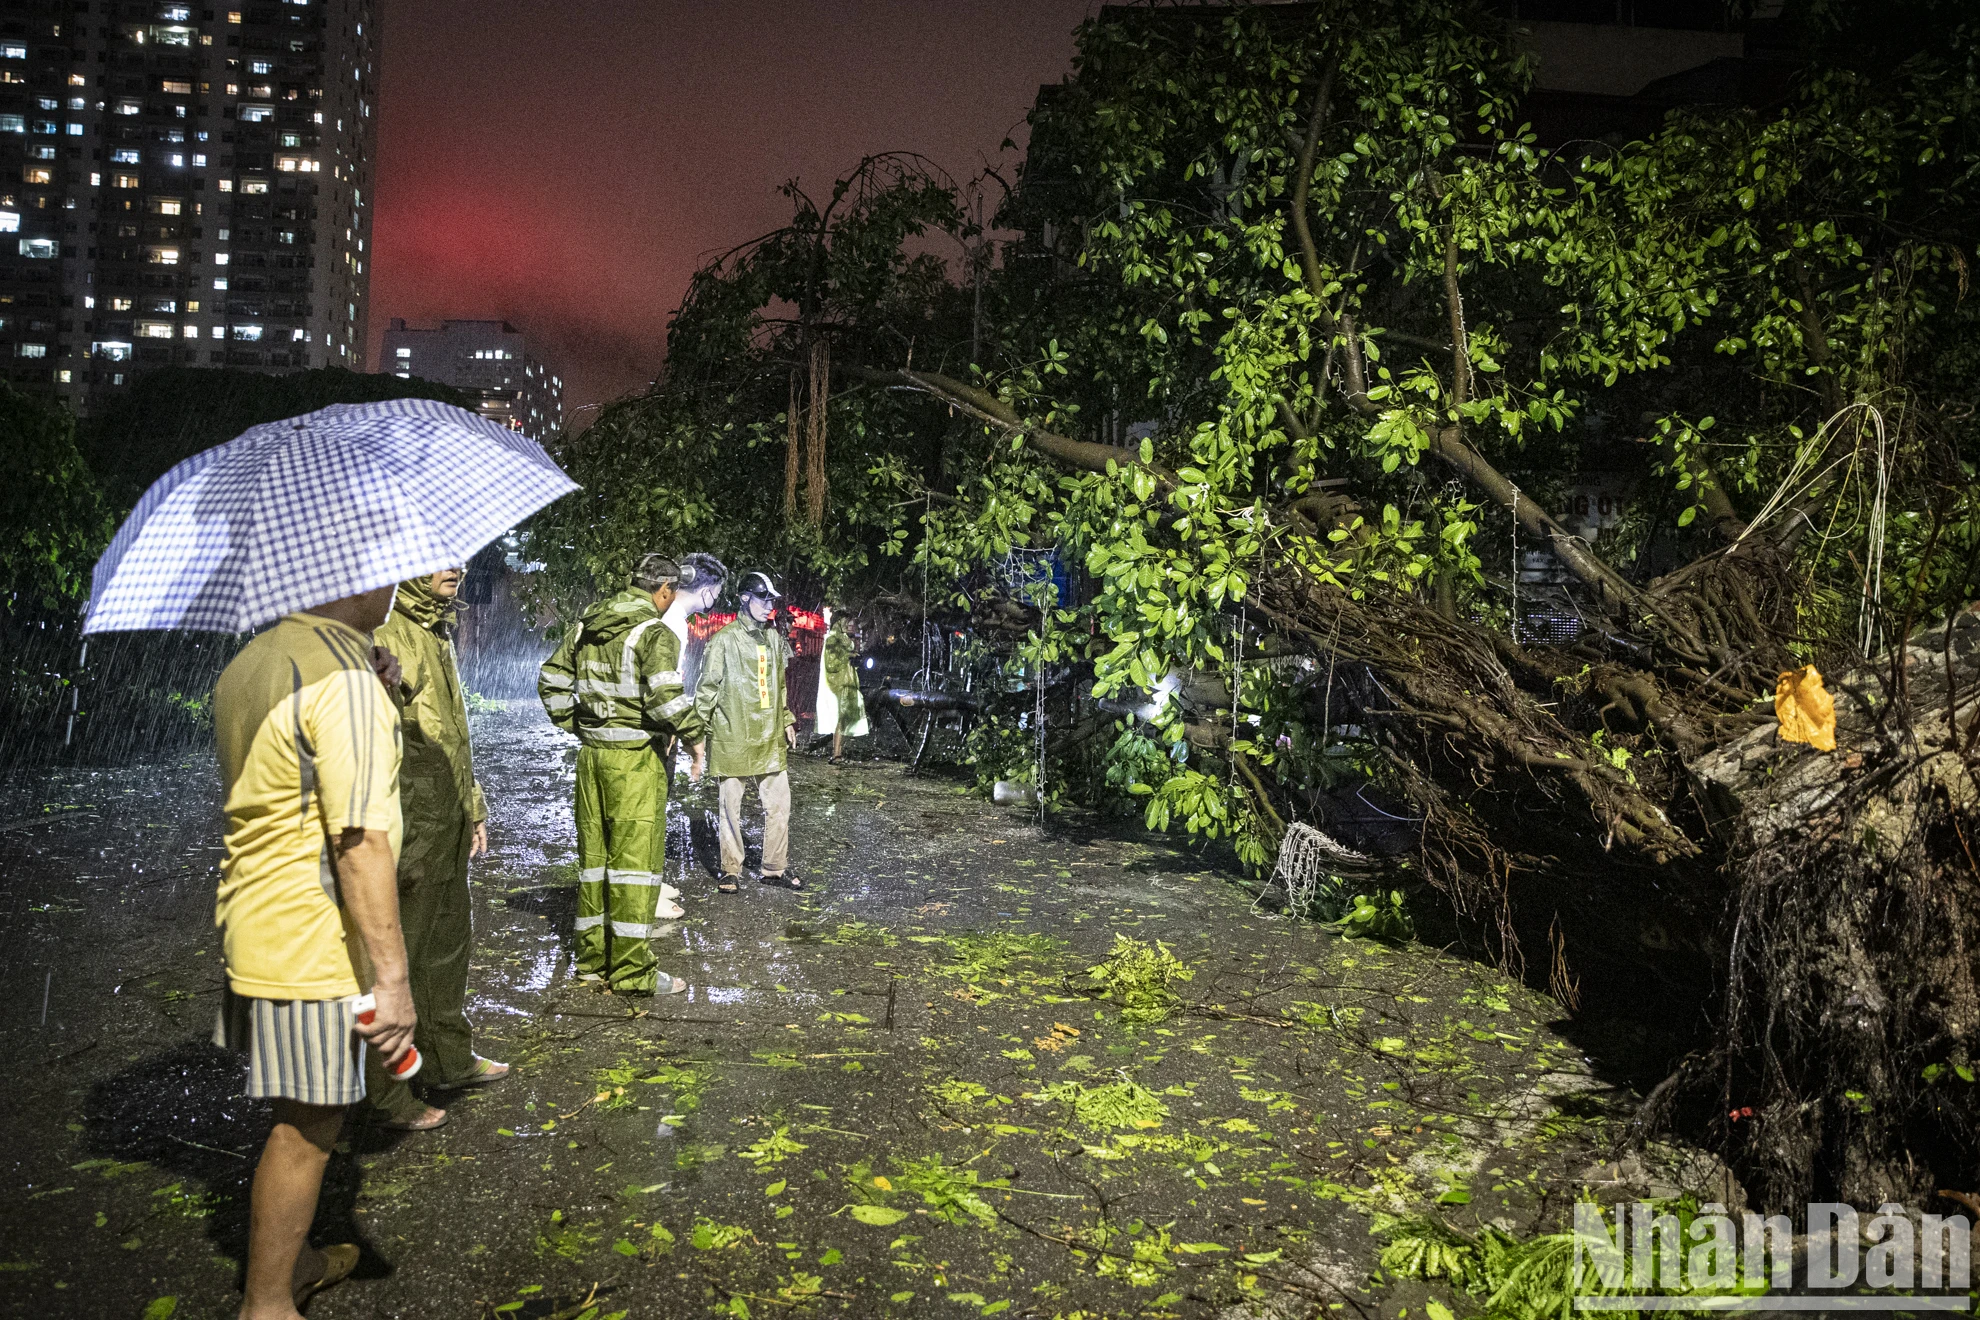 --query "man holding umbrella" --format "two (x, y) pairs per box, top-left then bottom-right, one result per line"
(538, 554), (705, 994)
(694, 571), (801, 892)
(79, 398), (577, 1317)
